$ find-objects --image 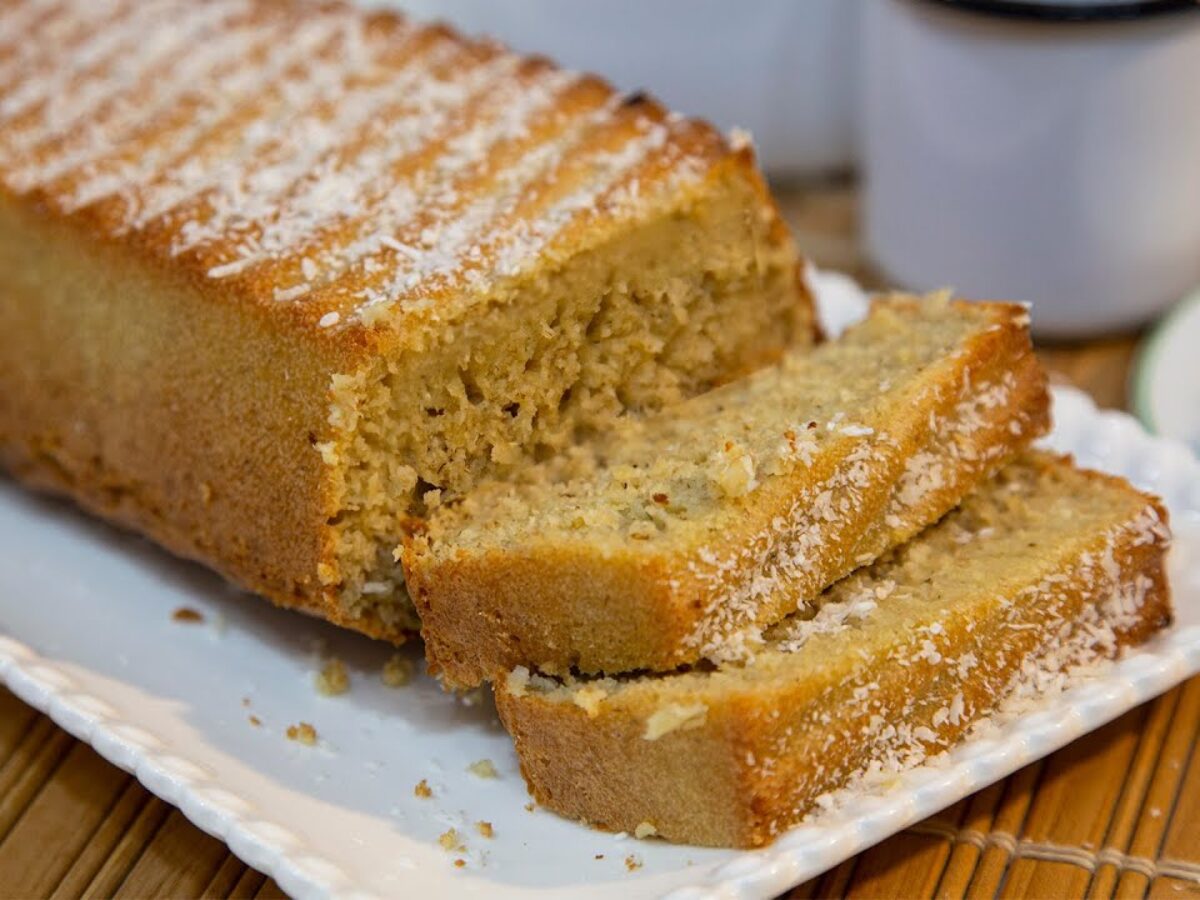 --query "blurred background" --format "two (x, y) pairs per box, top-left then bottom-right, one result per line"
(374, 0), (1200, 450)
